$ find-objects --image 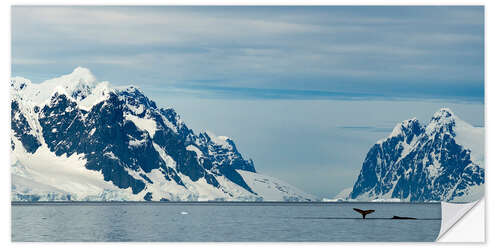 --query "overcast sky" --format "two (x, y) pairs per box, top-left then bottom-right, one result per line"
(11, 6), (484, 198)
